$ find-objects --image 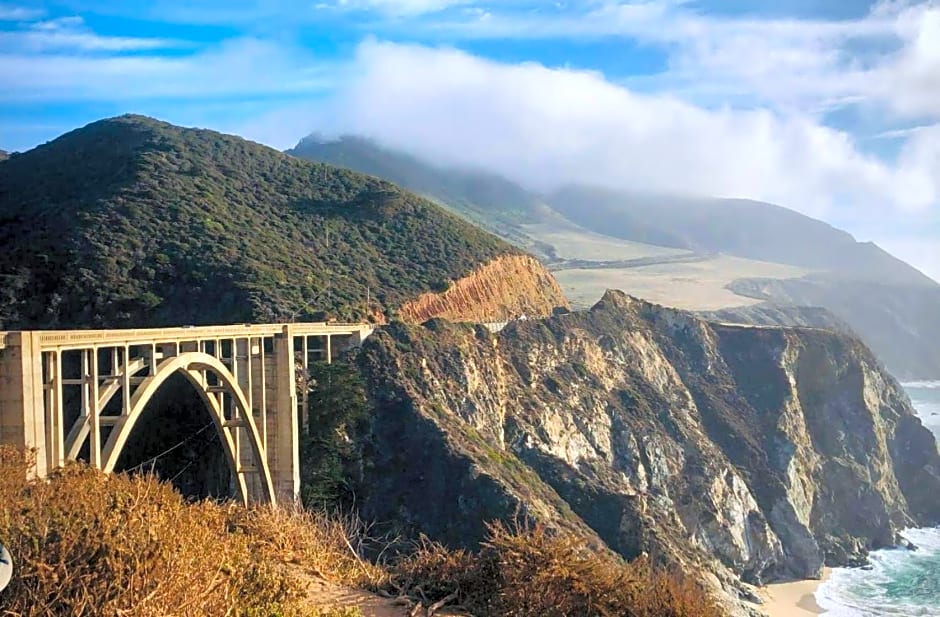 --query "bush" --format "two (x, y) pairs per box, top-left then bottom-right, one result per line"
(0, 448), (380, 617)
(0, 446), (722, 617)
(301, 361), (370, 509)
(389, 521), (723, 617)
